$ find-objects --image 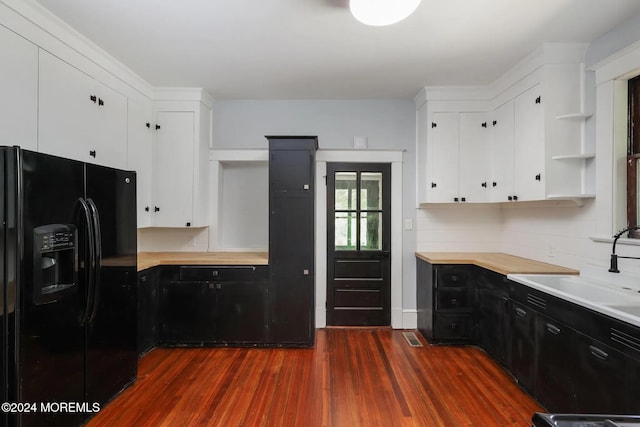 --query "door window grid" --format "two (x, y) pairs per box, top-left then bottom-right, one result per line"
(334, 172), (382, 251)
